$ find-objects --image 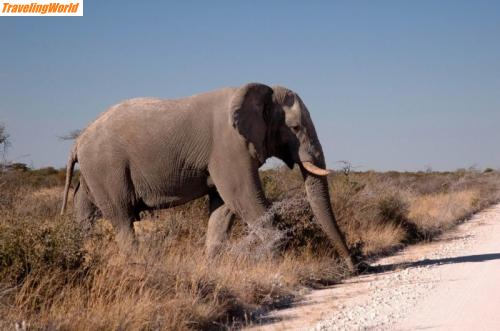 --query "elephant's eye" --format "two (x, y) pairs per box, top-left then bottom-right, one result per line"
(291, 125), (301, 133)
